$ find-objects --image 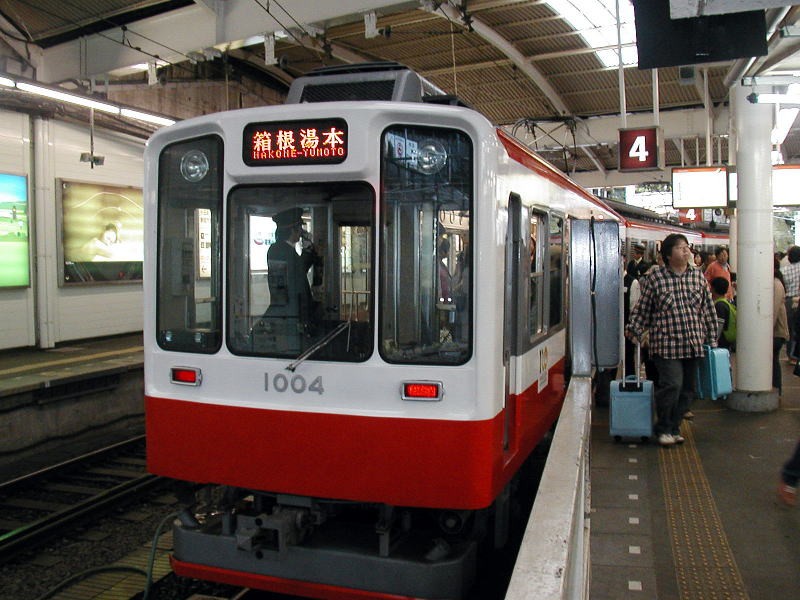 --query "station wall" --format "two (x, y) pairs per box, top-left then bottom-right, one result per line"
(0, 109), (145, 350)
